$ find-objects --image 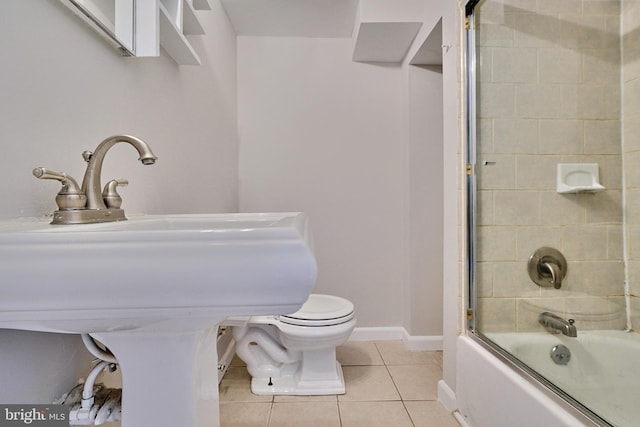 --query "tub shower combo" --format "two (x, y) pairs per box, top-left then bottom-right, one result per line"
(464, 0), (640, 426)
